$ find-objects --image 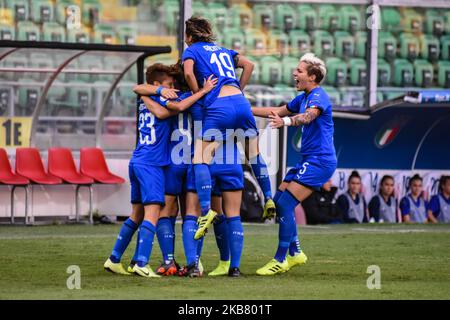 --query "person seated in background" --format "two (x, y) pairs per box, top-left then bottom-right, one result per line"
(368, 175), (398, 223)
(427, 175), (450, 223)
(400, 174), (428, 223)
(302, 179), (342, 225)
(337, 171), (368, 223)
